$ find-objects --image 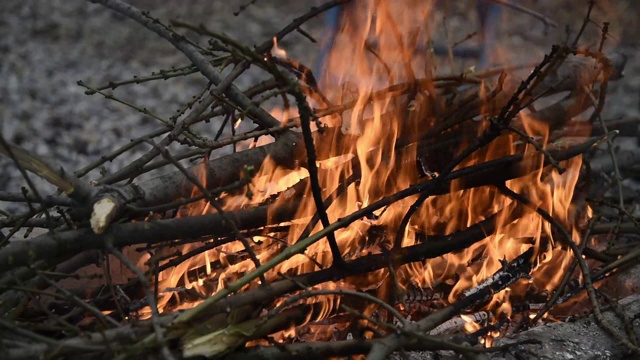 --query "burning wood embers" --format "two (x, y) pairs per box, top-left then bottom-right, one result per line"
(0, 1), (638, 359)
